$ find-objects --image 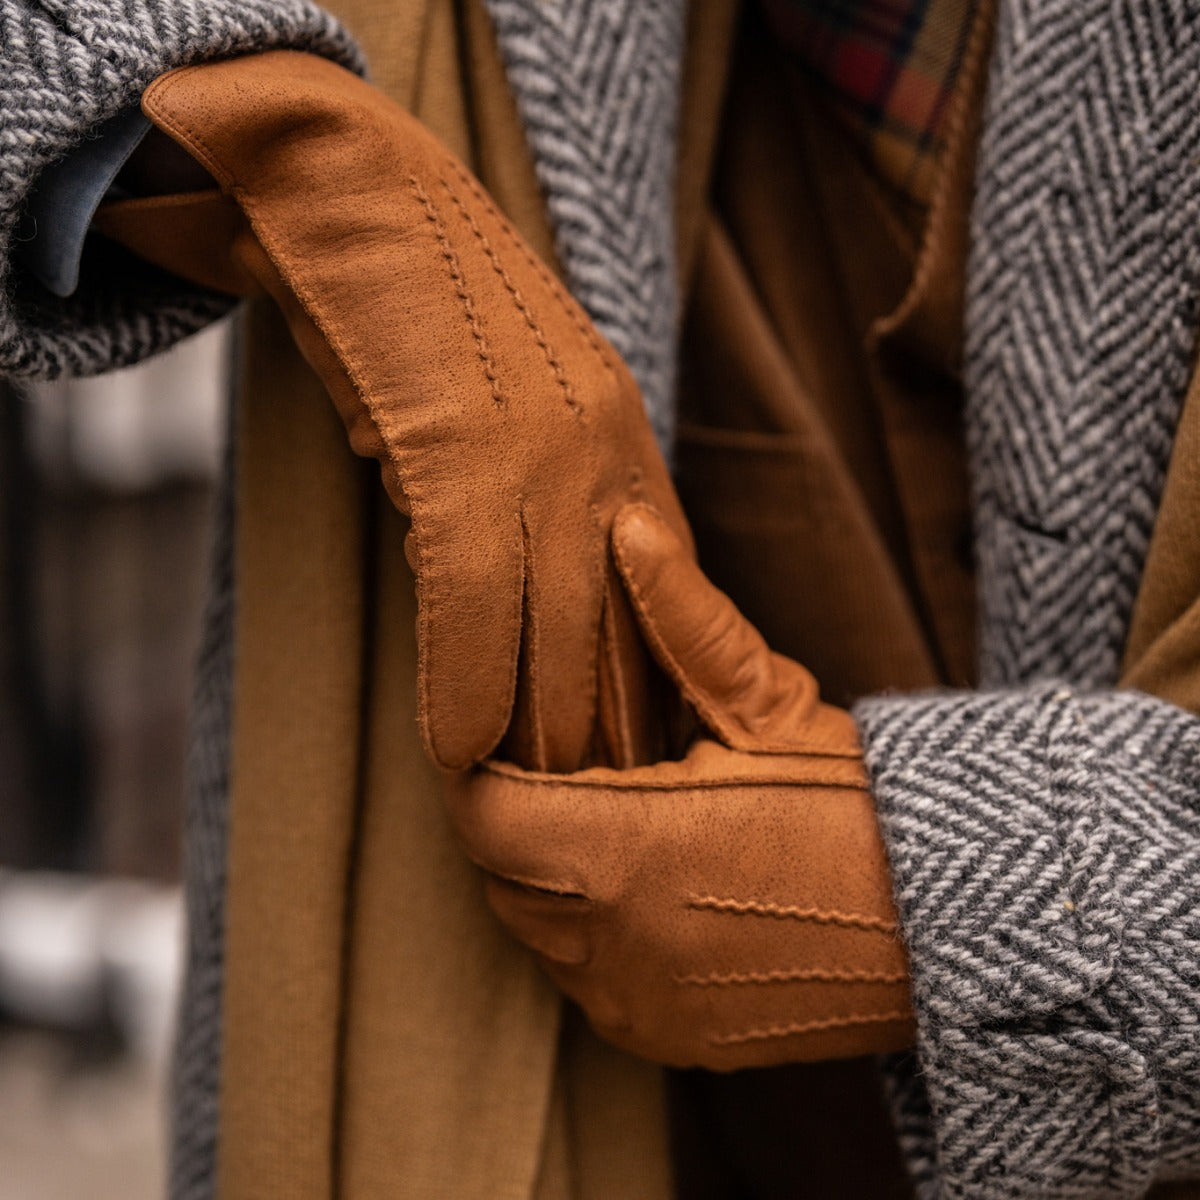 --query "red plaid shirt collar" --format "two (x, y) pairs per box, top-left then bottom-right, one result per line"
(761, 0), (979, 206)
